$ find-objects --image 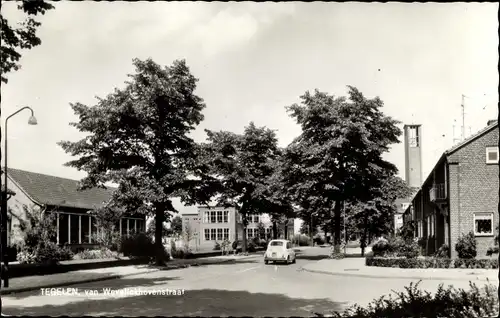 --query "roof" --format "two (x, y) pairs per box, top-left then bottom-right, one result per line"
(445, 121), (498, 156)
(405, 120), (498, 210)
(7, 168), (115, 210)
